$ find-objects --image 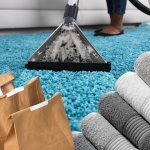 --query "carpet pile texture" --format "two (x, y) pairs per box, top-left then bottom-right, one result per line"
(0, 23), (150, 131)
